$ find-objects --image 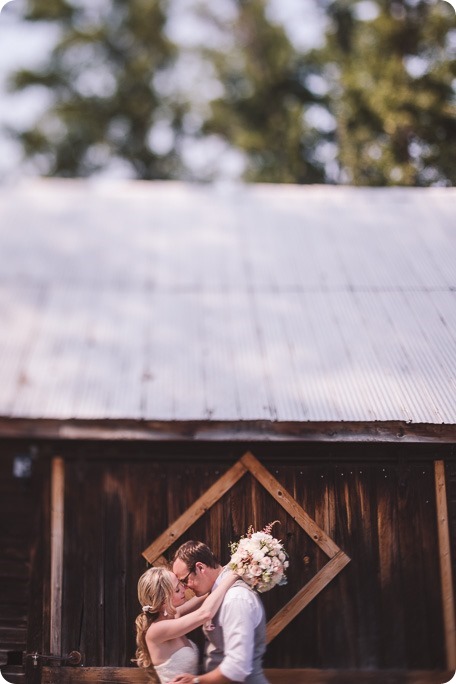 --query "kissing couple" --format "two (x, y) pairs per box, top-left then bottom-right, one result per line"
(135, 540), (270, 684)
